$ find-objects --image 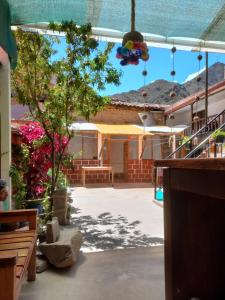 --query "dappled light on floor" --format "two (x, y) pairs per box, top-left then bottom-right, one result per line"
(70, 209), (164, 252)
